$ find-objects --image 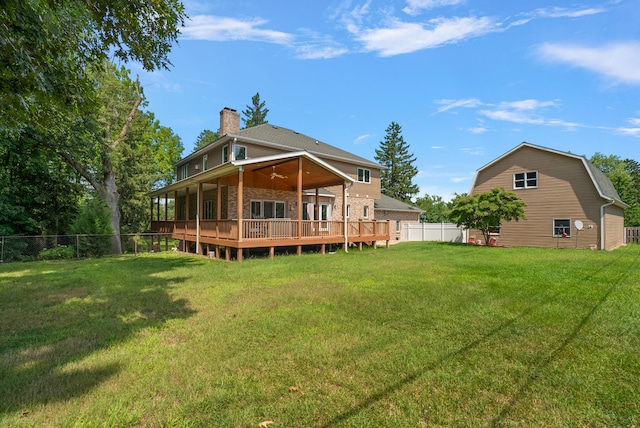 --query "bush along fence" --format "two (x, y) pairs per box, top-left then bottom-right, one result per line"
(0, 234), (180, 263)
